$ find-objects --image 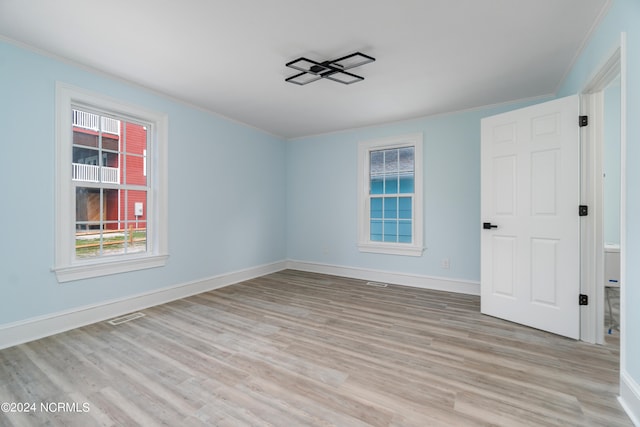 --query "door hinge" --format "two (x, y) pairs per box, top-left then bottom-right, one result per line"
(579, 294), (589, 306)
(579, 115), (588, 127)
(579, 205), (588, 216)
